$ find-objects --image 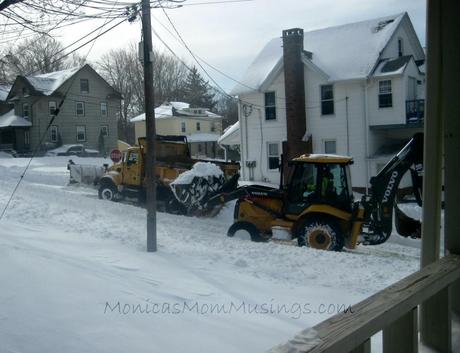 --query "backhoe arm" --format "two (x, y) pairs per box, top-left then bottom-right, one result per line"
(364, 133), (424, 243)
